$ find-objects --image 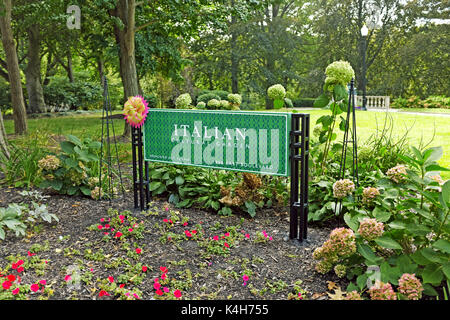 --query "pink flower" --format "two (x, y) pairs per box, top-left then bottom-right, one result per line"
(174, 289), (182, 298)
(224, 232), (230, 237)
(128, 228), (133, 232)
(119, 284), (126, 289)
(154, 282), (161, 290)
(183, 222), (188, 227)
(100, 218), (105, 222)
(245, 233), (250, 239)
(97, 225), (103, 230)
(185, 230), (192, 237)
(7, 275), (15, 282)
(99, 290), (109, 297)
(133, 293), (140, 299)
(160, 266), (168, 274)
(156, 289), (163, 296)
(27, 251), (36, 257)
(163, 287), (170, 293)
(161, 273), (167, 281)
(213, 235), (219, 241)
(224, 242), (230, 248)
(165, 207), (169, 212)
(192, 230), (197, 234)
(242, 275), (249, 282)
(154, 278), (159, 283)
(30, 284), (39, 293)
(17, 266), (24, 273)
(115, 231), (123, 238)
(39, 280), (47, 286)
(135, 248), (142, 254)
(108, 276), (114, 283)
(163, 219), (169, 223)
(262, 230), (268, 238)
(142, 266), (148, 272)
(119, 215), (125, 221)
(12, 288), (19, 295)
(64, 275), (72, 282)
(105, 224), (110, 229)
(2, 281), (12, 290)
